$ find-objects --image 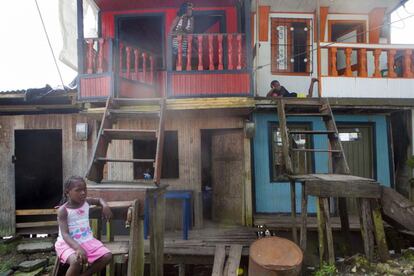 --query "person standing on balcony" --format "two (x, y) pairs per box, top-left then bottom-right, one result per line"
(170, 2), (194, 58)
